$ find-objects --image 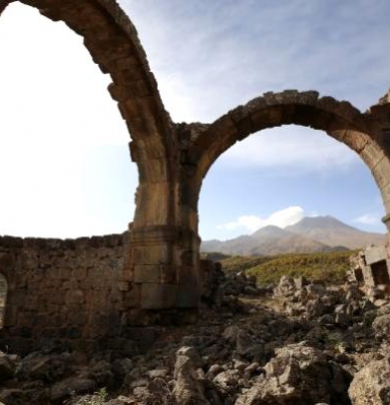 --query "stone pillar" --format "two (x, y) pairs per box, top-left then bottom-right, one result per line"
(131, 225), (179, 309)
(121, 225), (200, 325)
(120, 160), (201, 324)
